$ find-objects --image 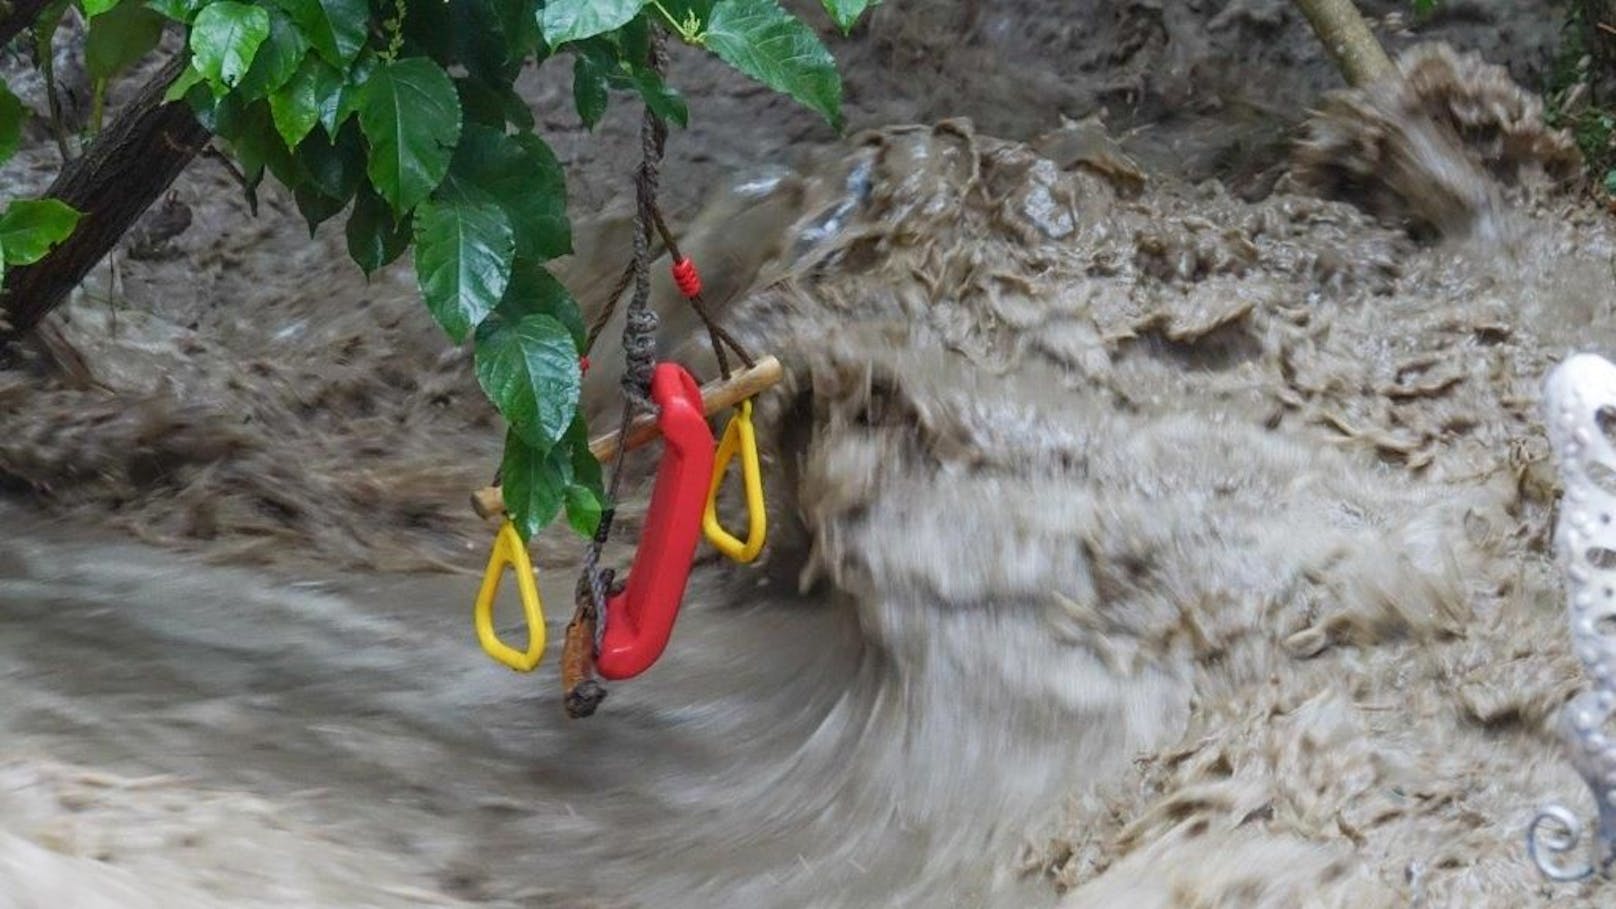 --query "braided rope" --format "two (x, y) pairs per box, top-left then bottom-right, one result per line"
(564, 28), (672, 717)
